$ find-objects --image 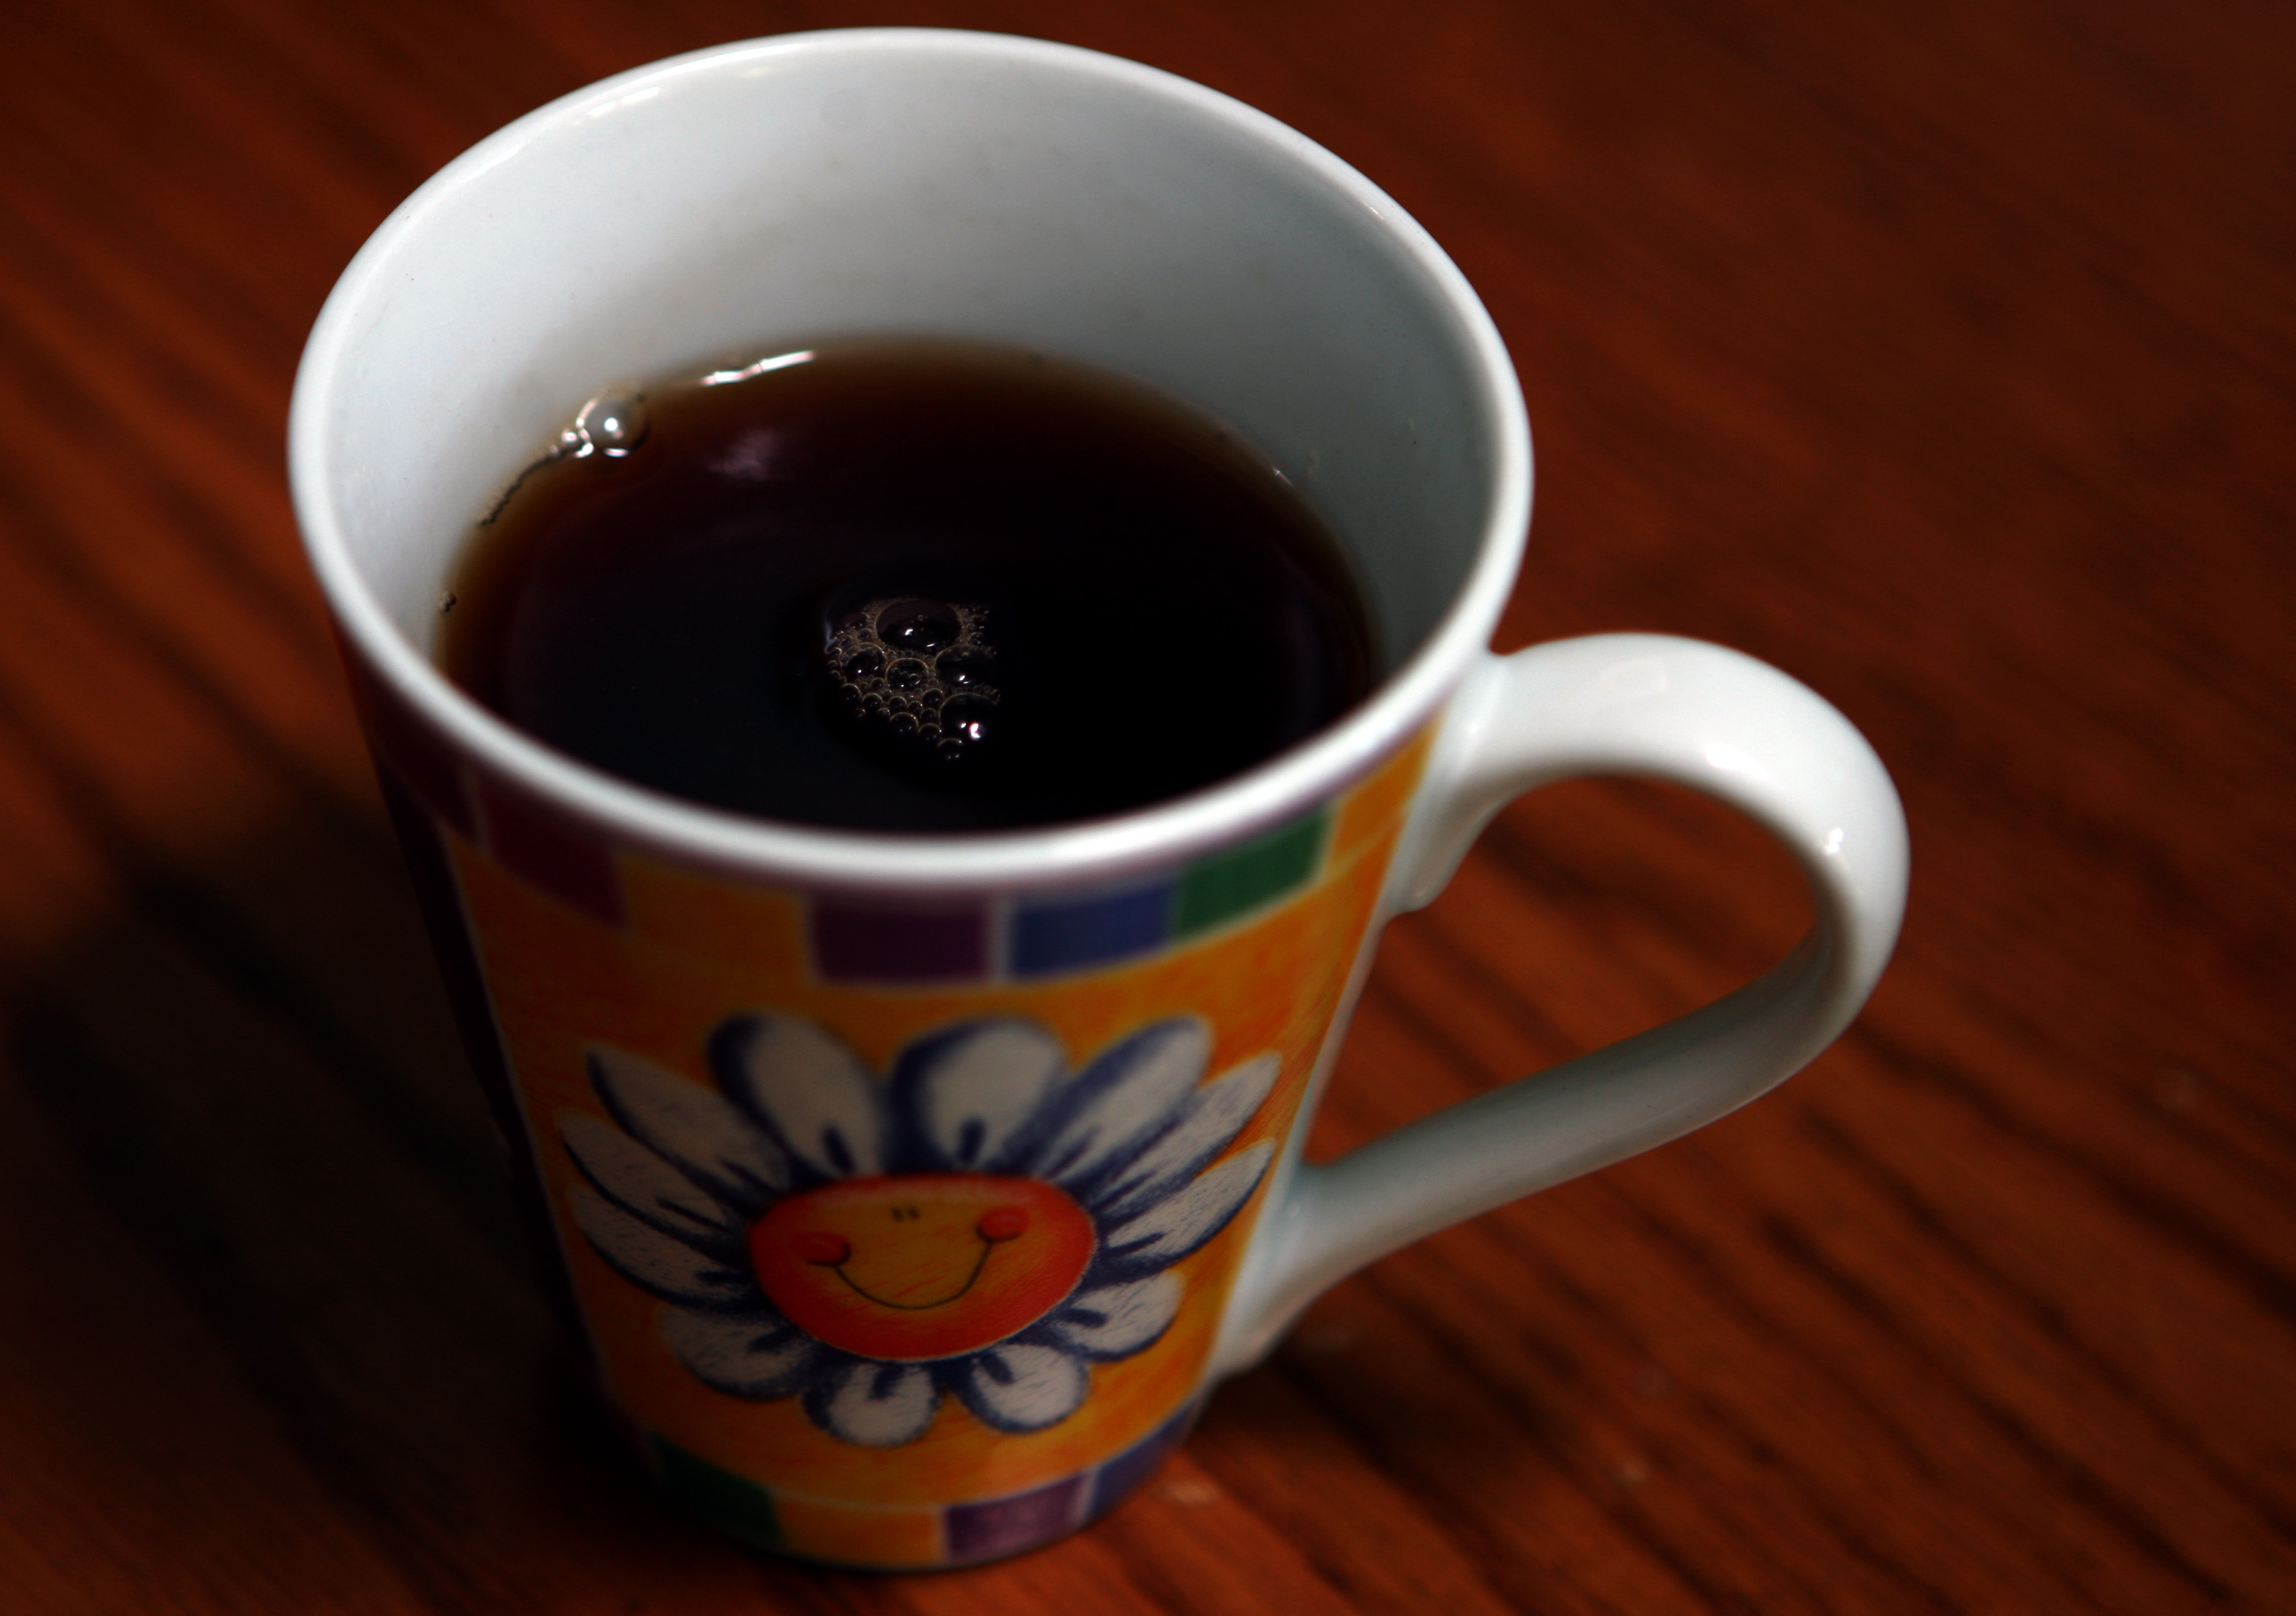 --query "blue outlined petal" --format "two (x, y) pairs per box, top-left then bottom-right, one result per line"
(560, 1111), (738, 1243)
(713, 1014), (883, 1180)
(806, 1361), (940, 1447)
(569, 1184), (755, 1309)
(587, 1046), (787, 1209)
(897, 1019), (1066, 1172)
(1084, 1055), (1279, 1223)
(1098, 1142), (1273, 1278)
(1024, 1018), (1207, 1188)
(1045, 1273), (1183, 1361)
(951, 1343), (1090, 1432)
(662, 1307), (825, 1399)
